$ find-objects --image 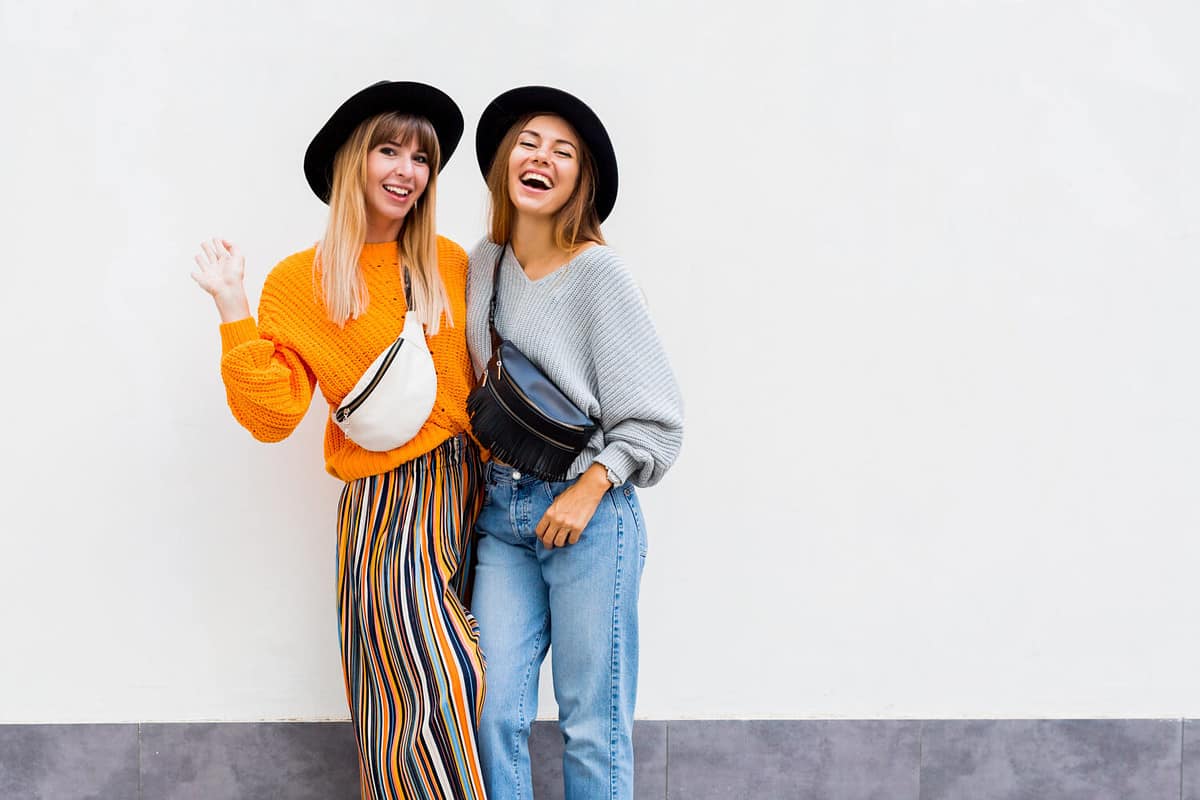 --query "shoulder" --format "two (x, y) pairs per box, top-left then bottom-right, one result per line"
(570, 246), (653, 327)
(437, 234), (467, 262)
(262, 245), (317, 297)
(436, 235), (468, 276)
(573, 245), (637, 293)
(468, 237), (503, 266)
(255, 246), (319, 328)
